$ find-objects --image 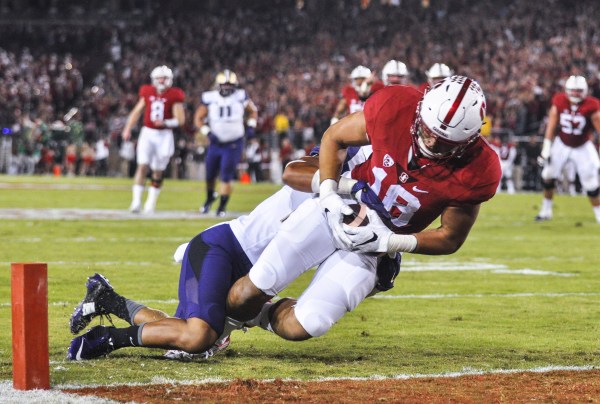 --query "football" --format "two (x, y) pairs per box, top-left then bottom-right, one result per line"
(343, 204), (370, 227)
